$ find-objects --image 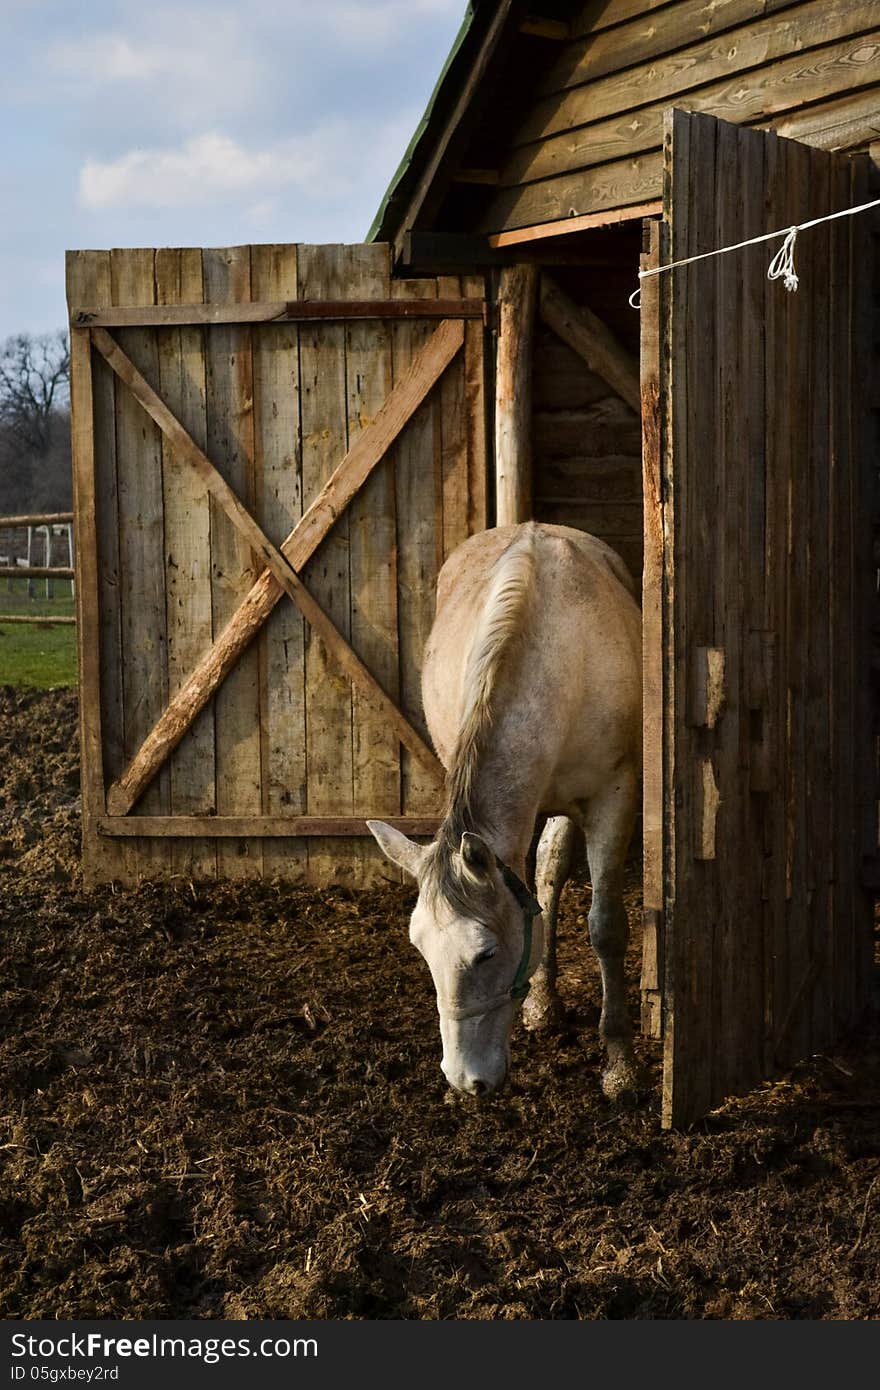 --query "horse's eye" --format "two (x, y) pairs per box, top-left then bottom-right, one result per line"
(474, 947), (497, 966)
